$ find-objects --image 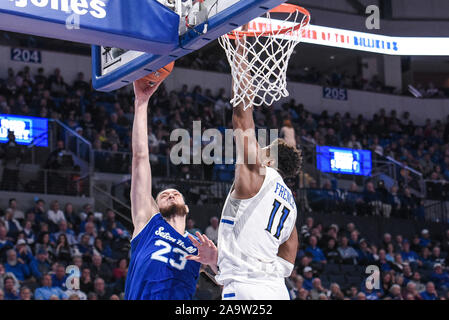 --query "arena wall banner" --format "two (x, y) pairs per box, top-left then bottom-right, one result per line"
(249, 18), (449, 56)
(0, 0), (179, 54)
